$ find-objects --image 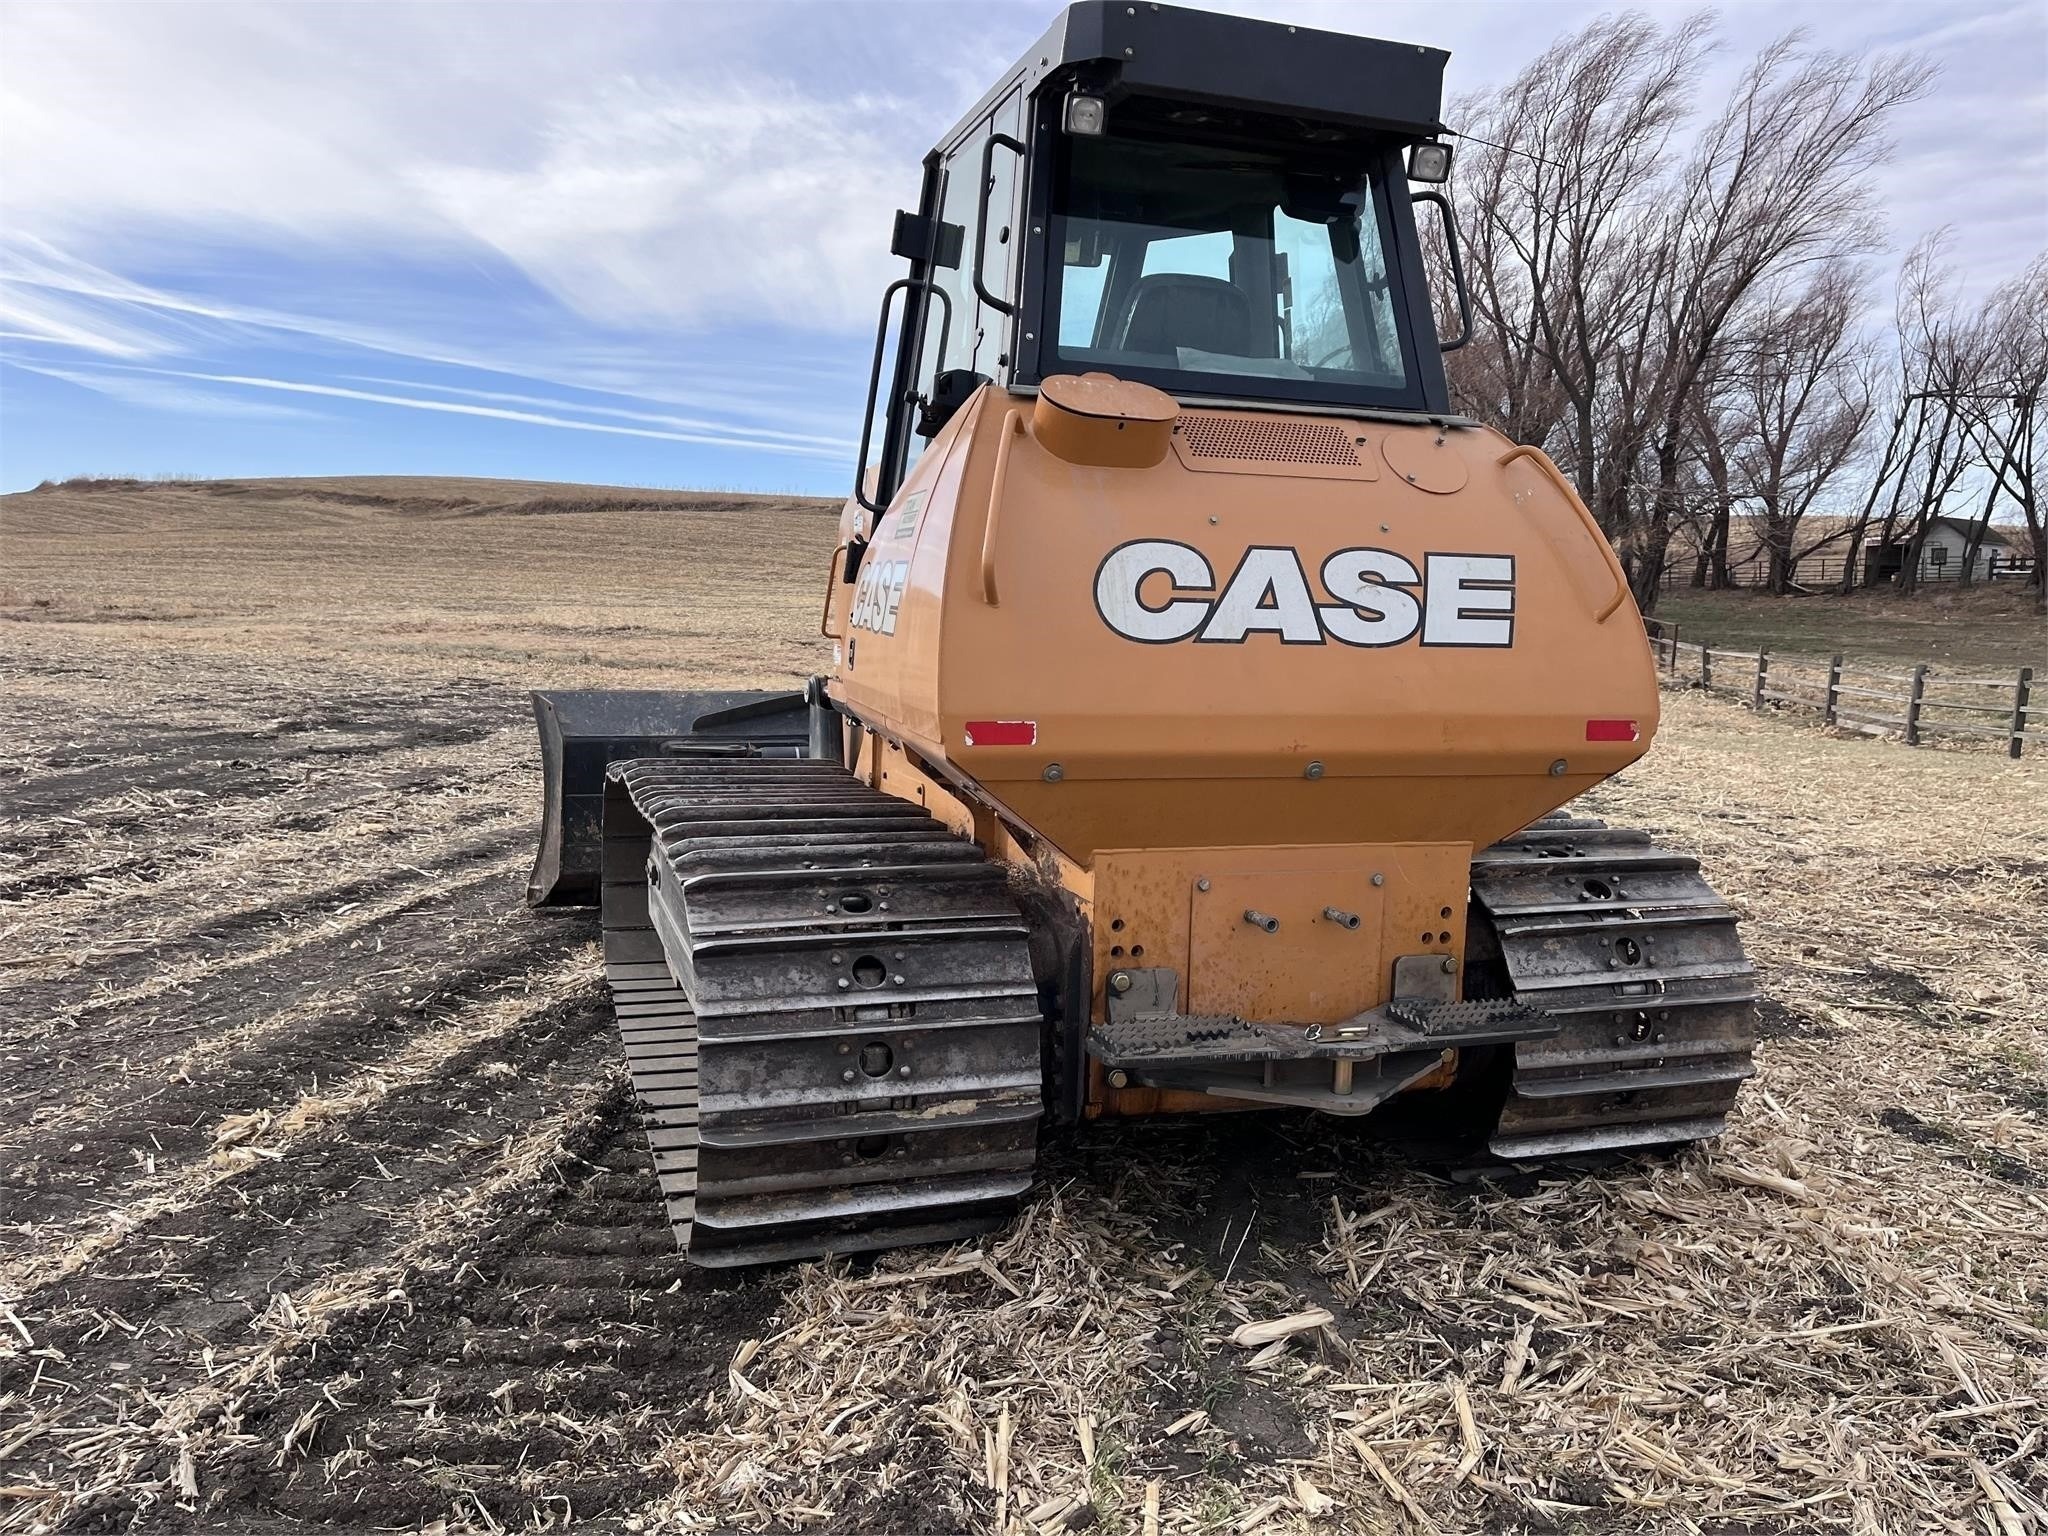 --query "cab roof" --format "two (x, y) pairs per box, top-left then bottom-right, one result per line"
(933, 1), (1449, 159)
